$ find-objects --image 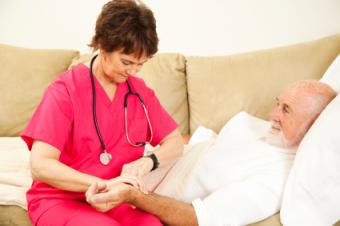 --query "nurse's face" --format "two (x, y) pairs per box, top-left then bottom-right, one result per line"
(100, 49), (148, 84)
